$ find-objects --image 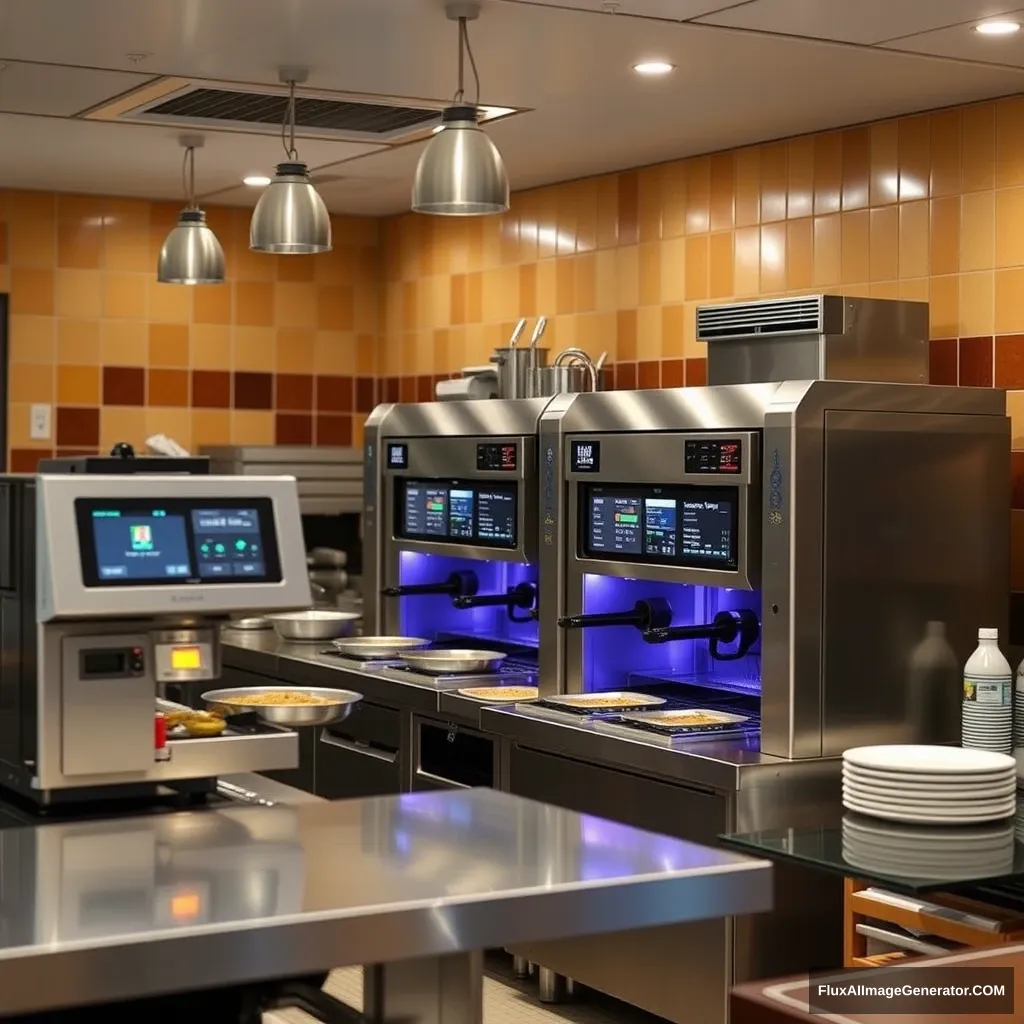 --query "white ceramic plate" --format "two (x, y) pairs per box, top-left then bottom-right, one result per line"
(842, 796), (1015, 824)
(843, 781), (1016, 803)
(844, 746), (1016, 775)
(841, 768), (1016, 795)
(842, 814), (1015, 842)
(841, 830), (1017, 855)
(843, 765), (1015, 787)
(843, 787), (1016, 812)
